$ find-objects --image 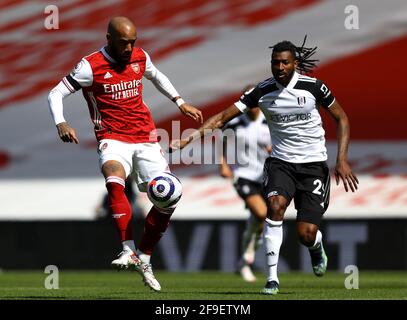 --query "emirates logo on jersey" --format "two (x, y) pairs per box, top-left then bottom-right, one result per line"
(131, 63), (140, 74)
